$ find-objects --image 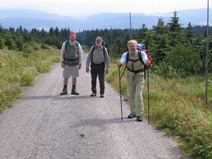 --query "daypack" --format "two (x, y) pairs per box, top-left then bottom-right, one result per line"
(65, 40), (79, 51)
